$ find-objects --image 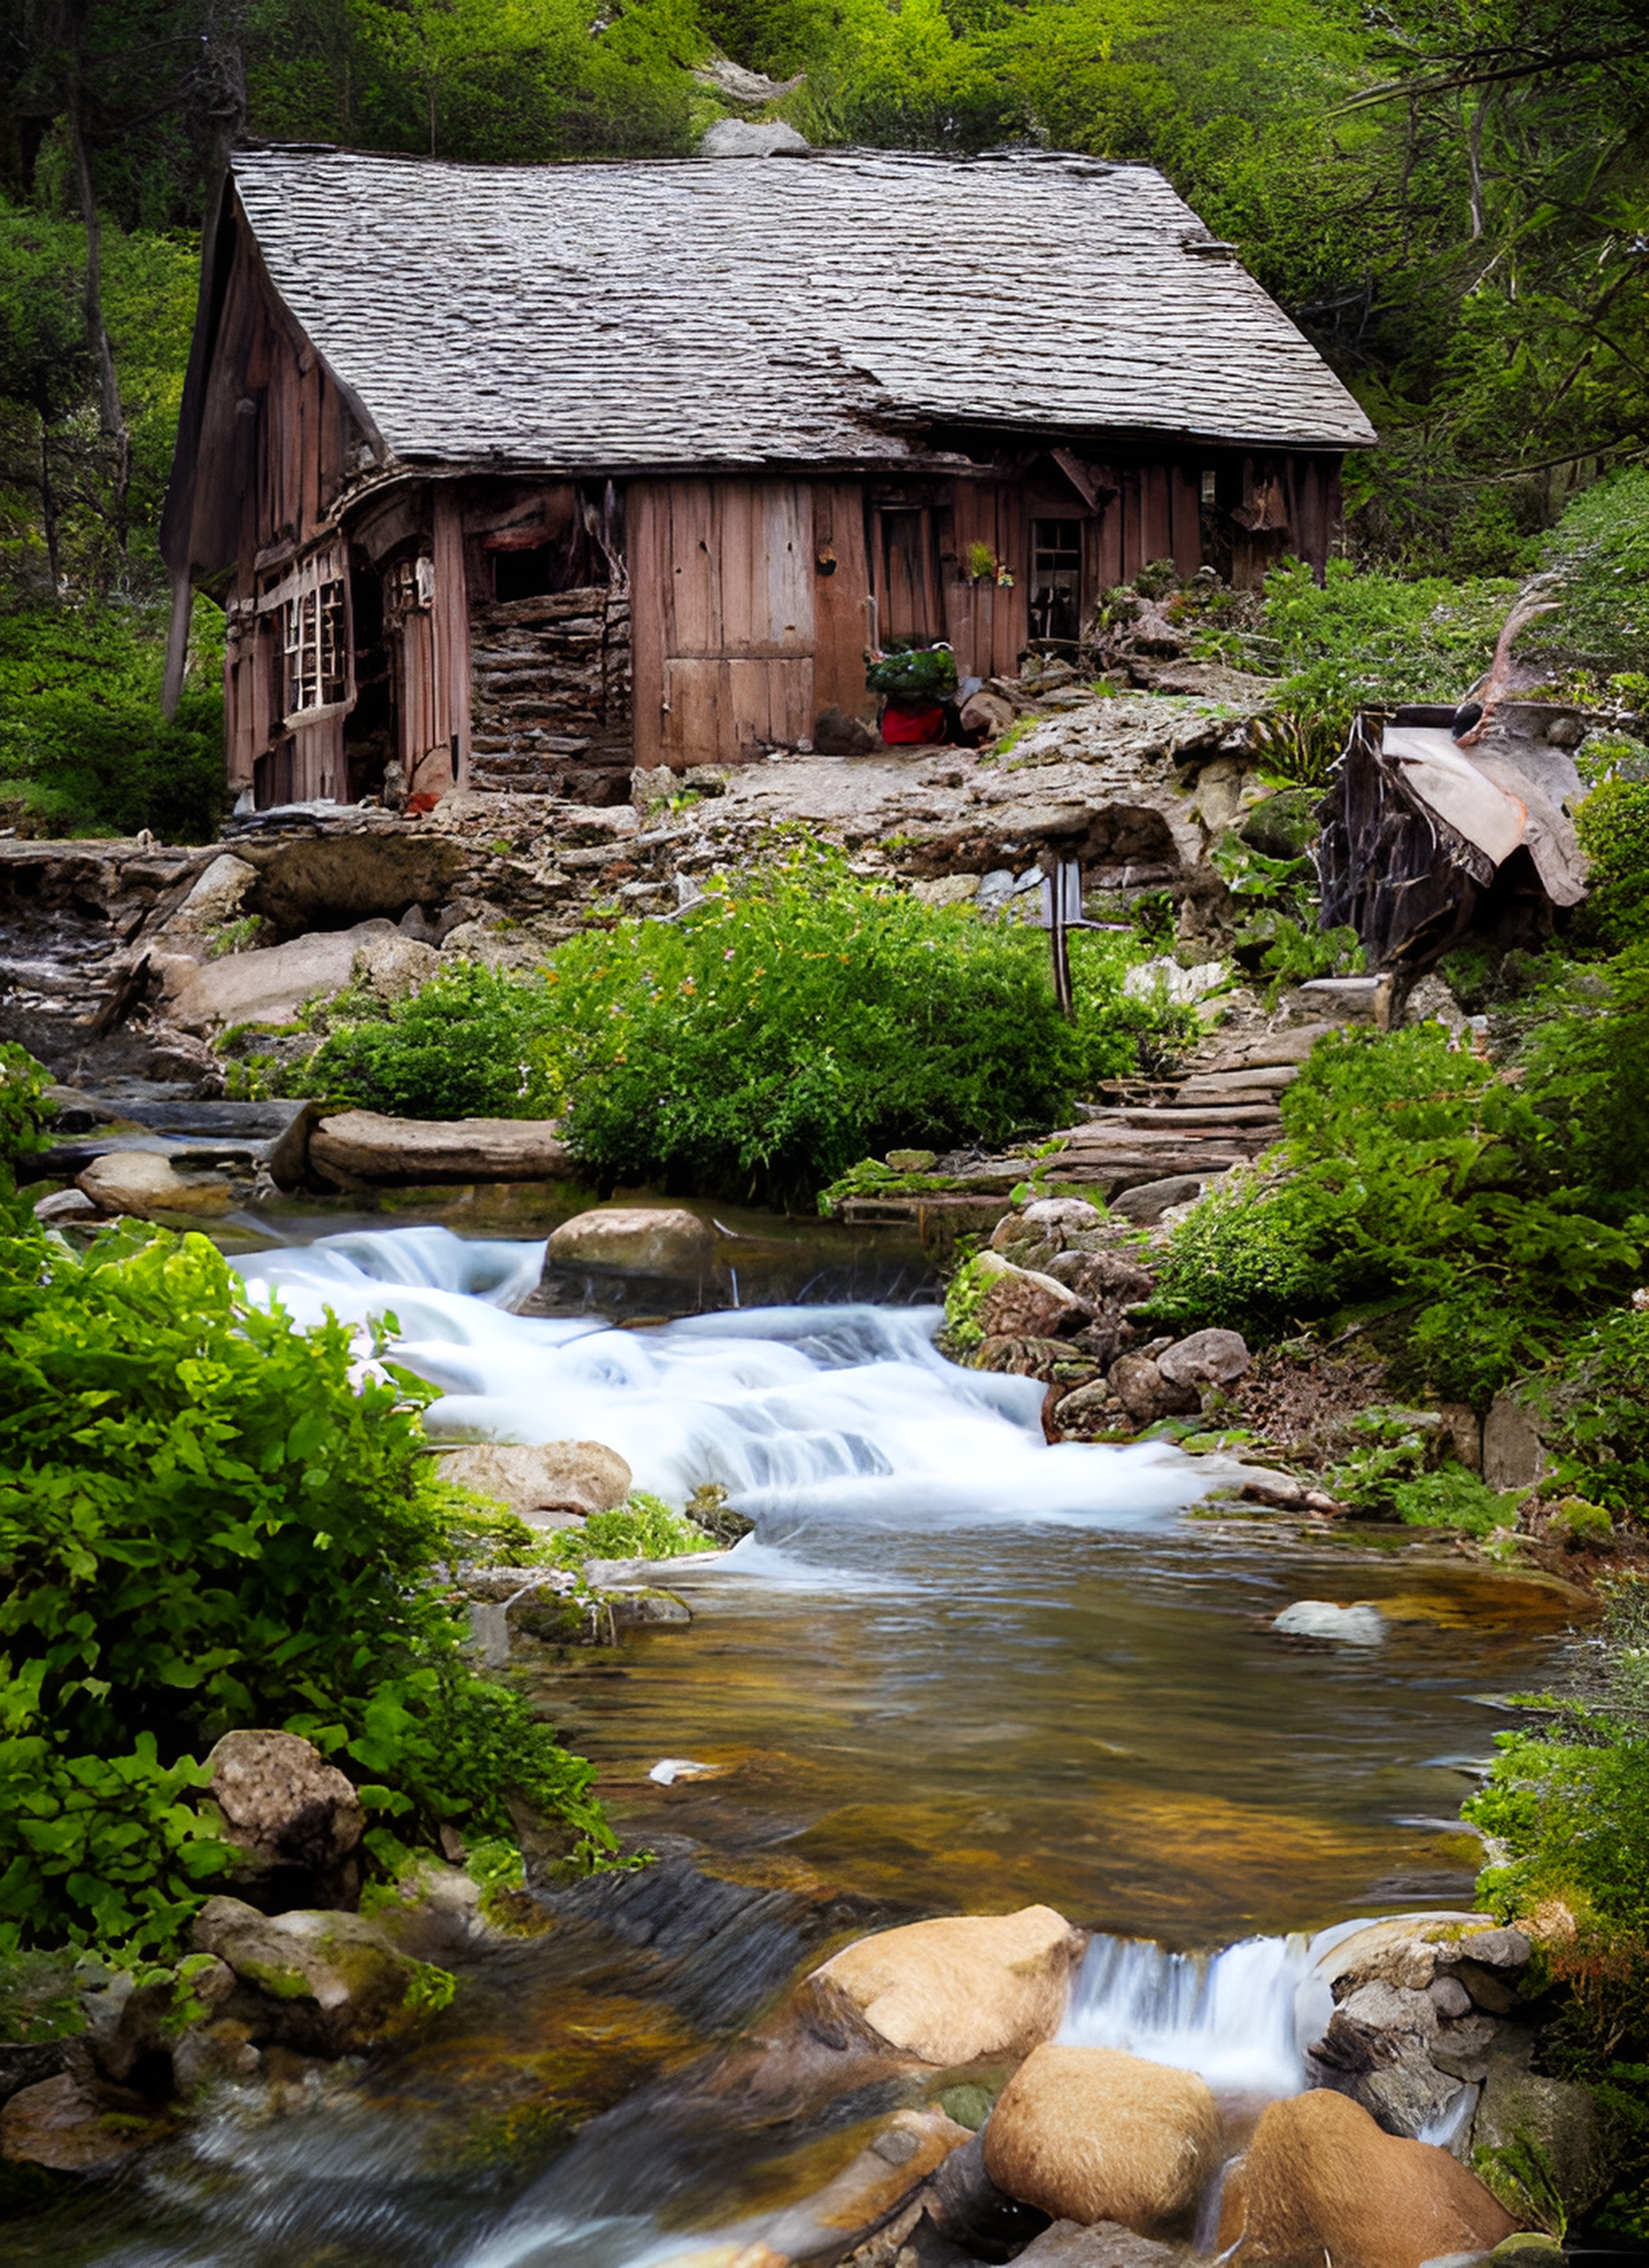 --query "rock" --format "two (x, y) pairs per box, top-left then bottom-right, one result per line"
(800, 1906), (1085, 2066)
(1453, 1960), (1519, 2015)
(1155, 1328), (1250, 1391)
(960, 691), (1016, 741)
(76, 1148), (232, 1216)
(1013, 2221), (1194, 2266)
(1436, 1403), (1482, 1473)
(1107, 1352), (1196, 1425)
(886, 1148), (940, 1171)
(979, 1262), (1090, 1343)
(1338, 1981), (1440, 2038)
(700, 117), (810, 155)
(1273, 1601), (1385, 1645)
(1429, 1976), (1473, 2021)
(1488, 2240), (1565, 2267)
(33, 1186), (97, 1220)
(0, 2070), (165, 2173)
(188, 1896), (426, 2055)
(163, 850), (260, 932)
(927, 2128), (1054, 2258)
(1470, 2026), (1610, 2221)
(1053, 1380), (1123, 1437)
(207, 1730), (366, 1885)
(1482, 1397), (1546, 1493)
(171, 2016), (262, 2092)
(1022, 1197), (1105, 1233)
(1219, 2088), (1516, 2267)
(1122, 958), (1229, 1007)
(354, 929), (440, 1001)
(1454, 1929), (1531, 1972)
(1358, 2060), (1470, 2142)
(983, 2045), (1221, 2239)
(167, 919), (396, 1031)
(548, 1206), (715, 1277)
(437, 1440), (631, 1518)
(310, 1110), (575, 1185)
(1110, 1176), (1206, 1226)
(758, 2106), (974, 2261)
(911, 875), (982, 906)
